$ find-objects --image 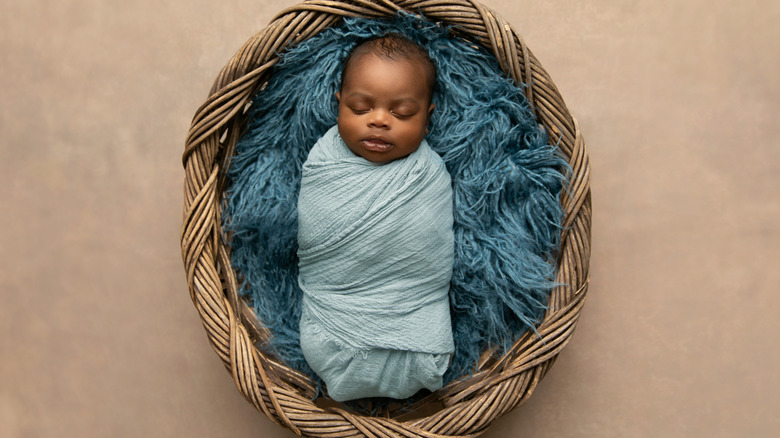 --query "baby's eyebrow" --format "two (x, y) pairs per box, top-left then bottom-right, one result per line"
(343, 91), (371, 99)
(343, 91), (421, 104)
(392, 97), (420, 104)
